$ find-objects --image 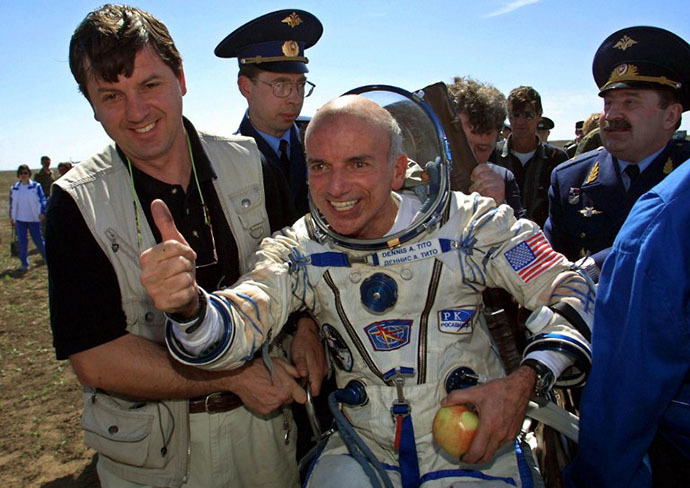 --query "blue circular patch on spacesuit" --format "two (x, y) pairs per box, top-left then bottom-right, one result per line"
(360, 273), (398, 314)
